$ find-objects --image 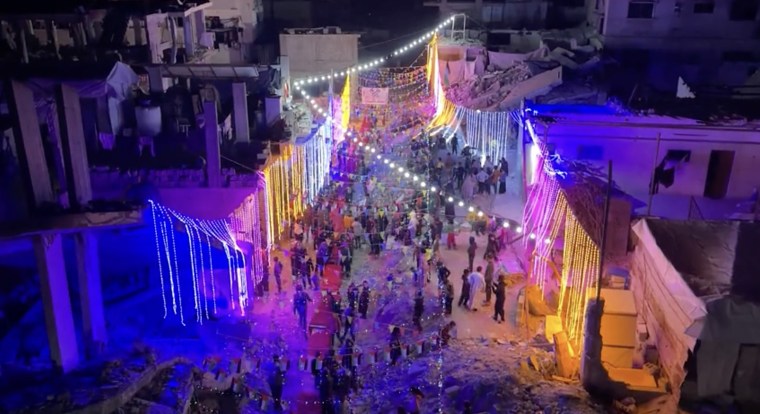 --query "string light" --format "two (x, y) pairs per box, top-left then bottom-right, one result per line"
(149, 202), (255, 325)
(293, 15), (459, 86)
